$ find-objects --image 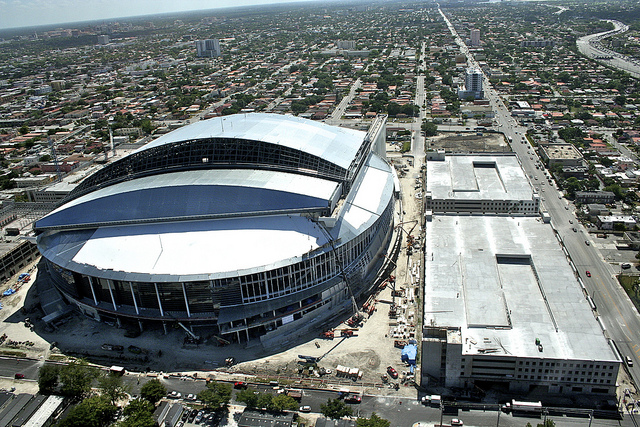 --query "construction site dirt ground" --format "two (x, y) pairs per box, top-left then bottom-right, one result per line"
(427, 131), (507, 153)
(0, 155), (426, 399)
